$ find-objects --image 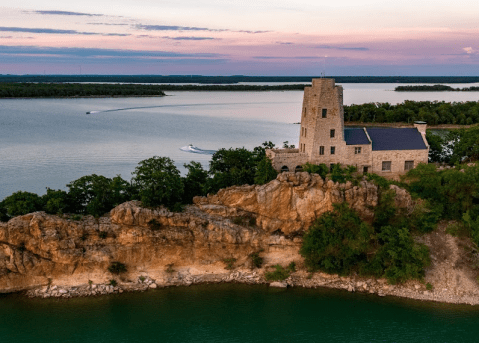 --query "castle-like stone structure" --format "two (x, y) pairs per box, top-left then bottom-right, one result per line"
(266, 78), (429, 177)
